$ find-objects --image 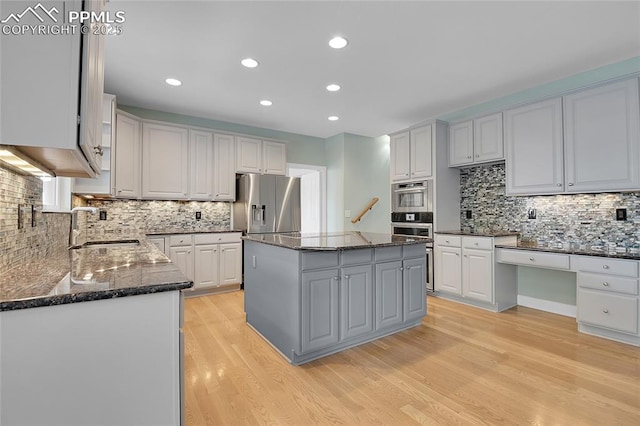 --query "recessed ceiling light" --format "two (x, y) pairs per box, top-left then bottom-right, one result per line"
(326, 84), (341, 92)
(241, 58), (259, 68)
(329, 36), (348, 49)
(165, 78), (182, 86)
(328, 116), (339, 121)
(260, 100), (273, 106)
